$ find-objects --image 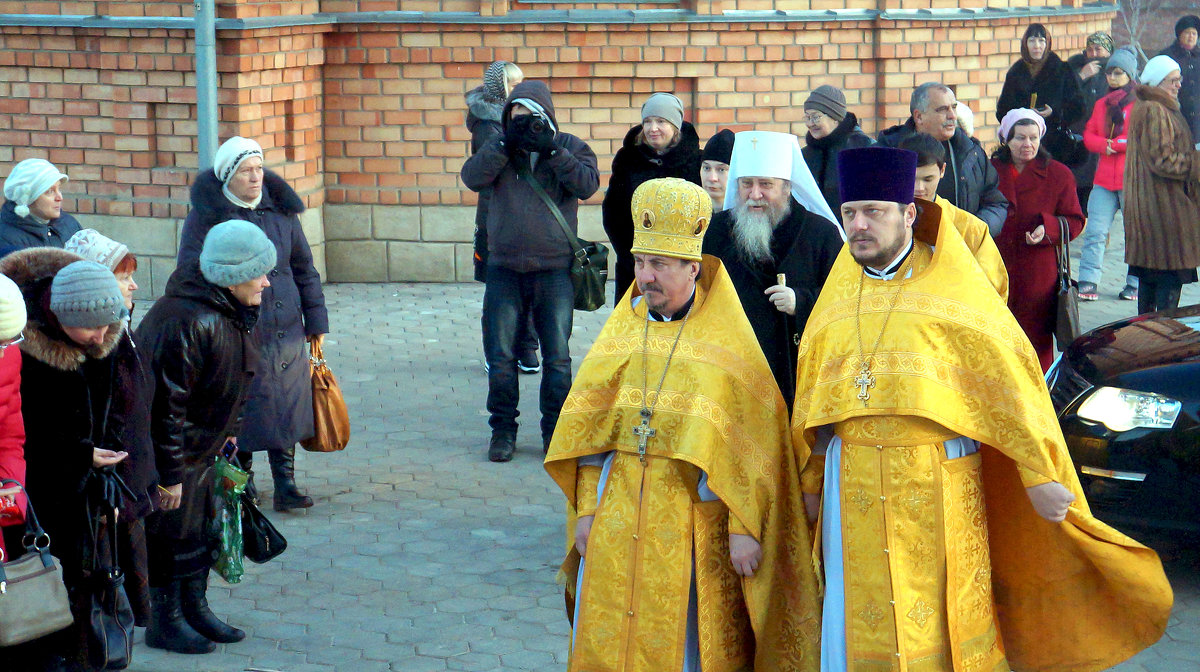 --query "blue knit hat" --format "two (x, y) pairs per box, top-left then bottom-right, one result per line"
(837, 147), (918, 205)
(199, 219), (277, 287)
(49, 260), (126, 328)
